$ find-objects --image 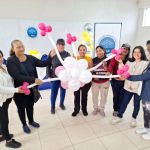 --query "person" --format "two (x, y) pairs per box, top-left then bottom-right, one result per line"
(92, 46), (110, 116)
(46, 39), (70, 114)
(146, 40), (150, 60)
(0, 50), (22, 148)
(7, 40), (52, 134)
(107, 43), (131, 116)
(72, 44), (93, 117)
(111, 46), (149, 127)
(121, 63), (150, 140)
